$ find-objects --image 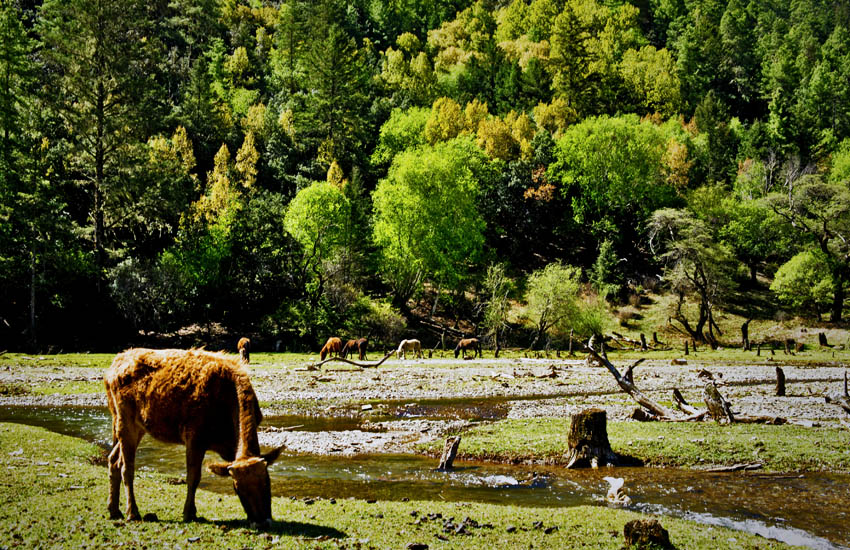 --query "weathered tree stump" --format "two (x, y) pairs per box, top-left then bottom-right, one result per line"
(756, 343), (761, 356)
(684, 340), (689, 355)
(703, 382), (734, 423)
(741, 319), (751, 351)
(565, 408), (619, 468)
(819, 332), (829, 347)
(652, 332), (660, 346)
(775, 366), (786, 397)
(623, 519), (673, 549)
(639, 333), (648, 351)
(437, 436), (461, 471)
